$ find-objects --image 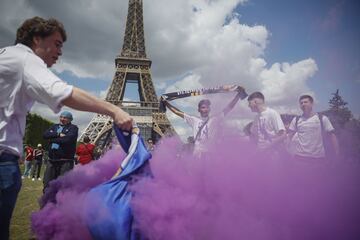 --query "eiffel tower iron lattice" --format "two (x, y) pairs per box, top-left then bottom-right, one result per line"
(79, 0), (175, 154)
